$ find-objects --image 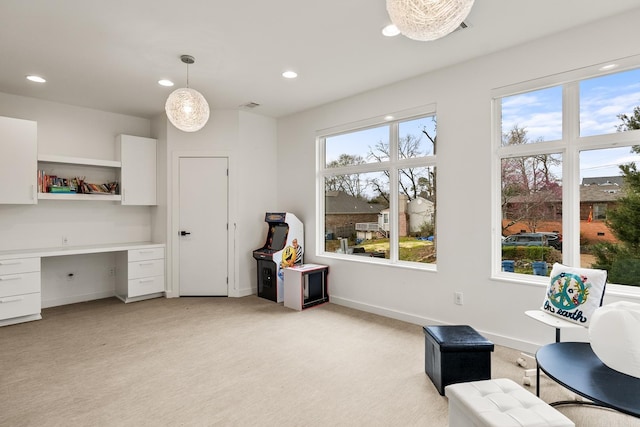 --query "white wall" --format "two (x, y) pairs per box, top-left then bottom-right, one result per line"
(159, 110), (277, 298)
(0, 93), (153, 306)
(0, 92), (277, 305)
(238, 112), (278, 296)
(276, 9), (640, 352)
